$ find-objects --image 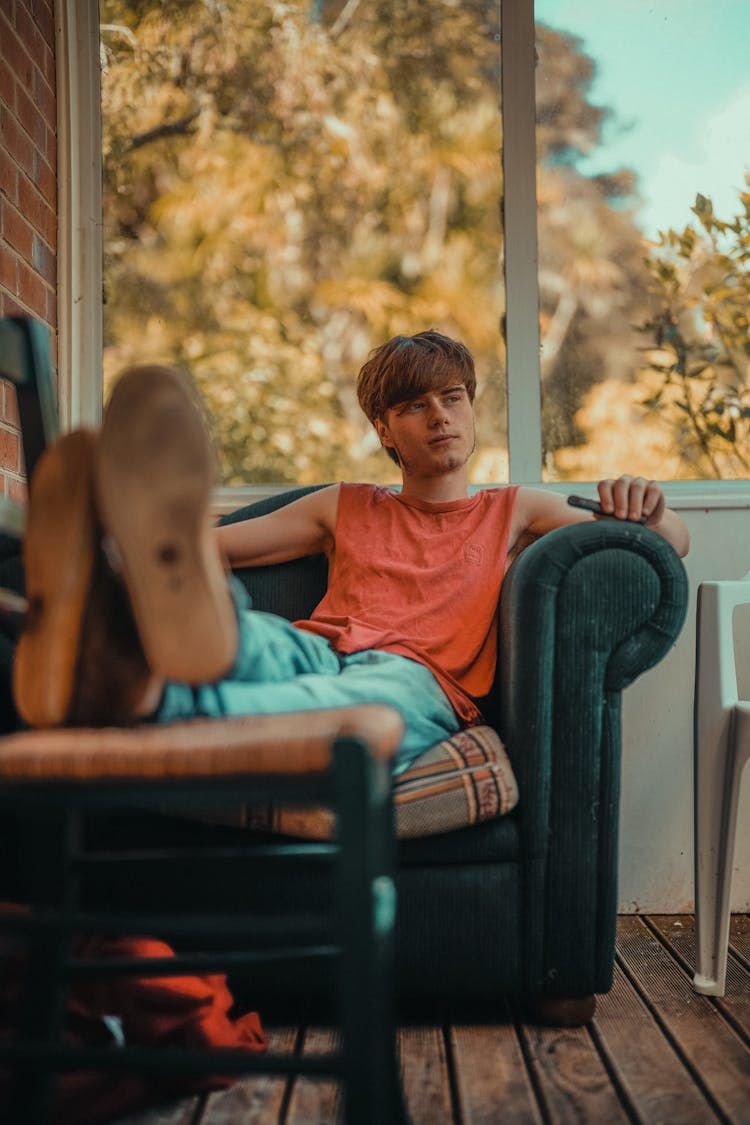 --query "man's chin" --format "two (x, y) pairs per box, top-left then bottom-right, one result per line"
(426, 451), (469, 476)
